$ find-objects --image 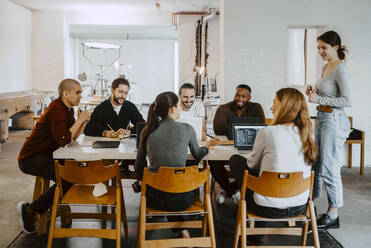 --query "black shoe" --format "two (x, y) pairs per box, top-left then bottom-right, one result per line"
(317, 214), (340, 230)
(17, 201), (36, 234)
